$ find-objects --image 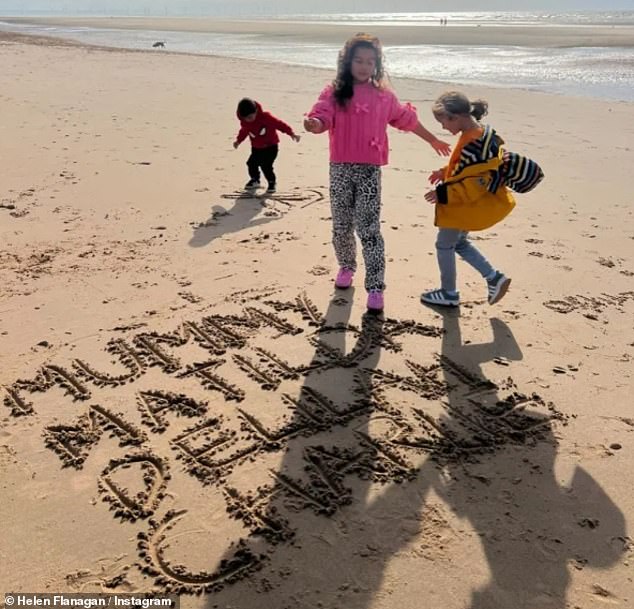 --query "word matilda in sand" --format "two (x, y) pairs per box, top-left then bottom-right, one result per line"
(3, 291), (564, 595)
